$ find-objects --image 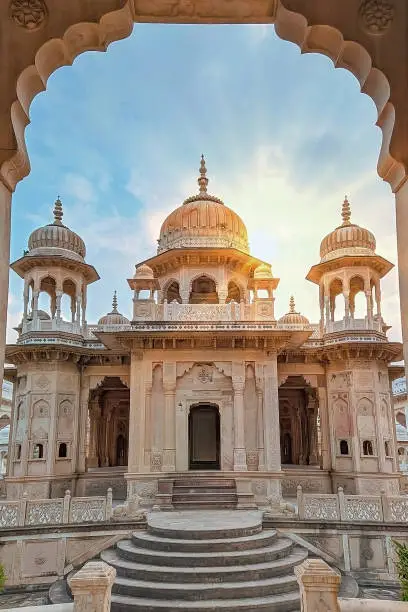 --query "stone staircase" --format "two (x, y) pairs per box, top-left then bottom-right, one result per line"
(101, 510), (307, 611)
(172, 477), (238, 509)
